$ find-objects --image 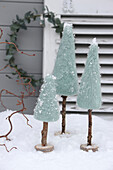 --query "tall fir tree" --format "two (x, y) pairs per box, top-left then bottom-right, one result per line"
(53, 25), (78, 134)
(77, 38), (101, 151)
(34, 74), (60, 152)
